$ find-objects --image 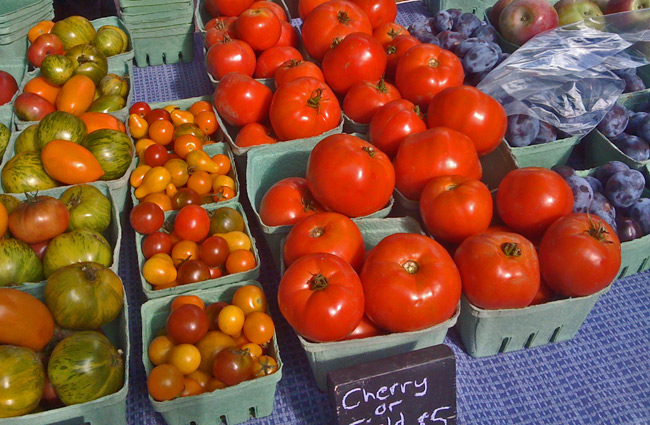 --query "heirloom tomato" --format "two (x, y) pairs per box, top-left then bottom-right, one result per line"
(9, 195), (69, 244)
(41, 140), (105, 184)
(368, 98), (426, 158)
(166, 304), (210, 344)
(213, 72), (272, 127)
(343, 79), (401, 124)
